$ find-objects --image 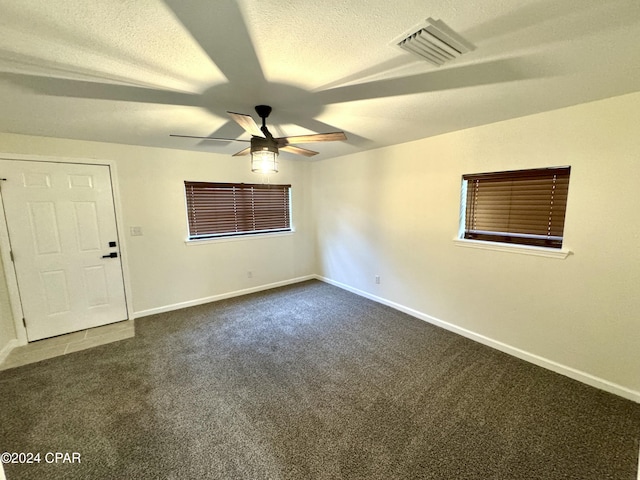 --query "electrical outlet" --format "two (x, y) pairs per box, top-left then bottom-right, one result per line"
(375, 275), (380, 284)
(247, 271), (253, 279)
(130, 226), (143, 236)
